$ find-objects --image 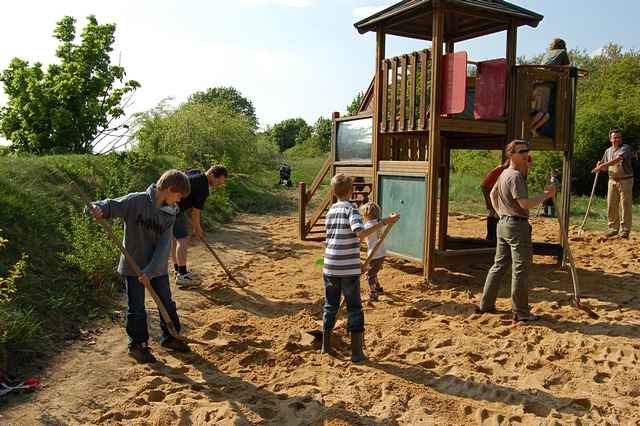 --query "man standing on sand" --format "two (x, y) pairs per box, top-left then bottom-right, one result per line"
(171, 165), (228, 287)
(477, 140), (556, 322)
(593, 129), (634, 239)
